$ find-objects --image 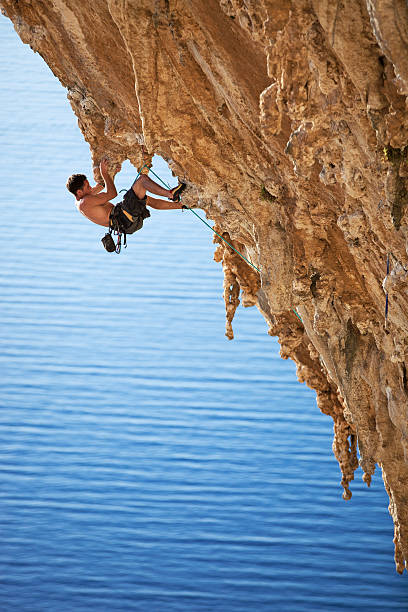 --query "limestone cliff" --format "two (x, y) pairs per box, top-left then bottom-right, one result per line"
(2, 0), (408, 573)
